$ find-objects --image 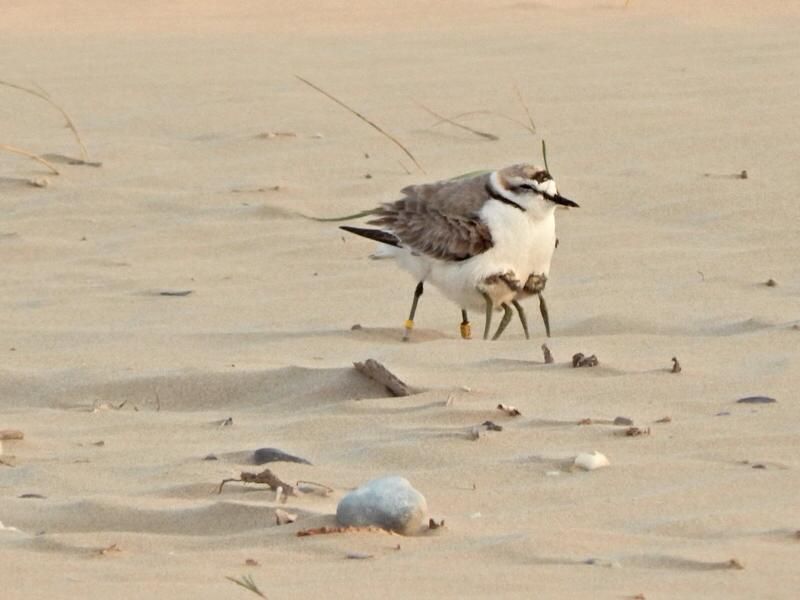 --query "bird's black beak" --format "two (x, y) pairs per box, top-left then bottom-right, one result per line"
(550, 193), (579, 208)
